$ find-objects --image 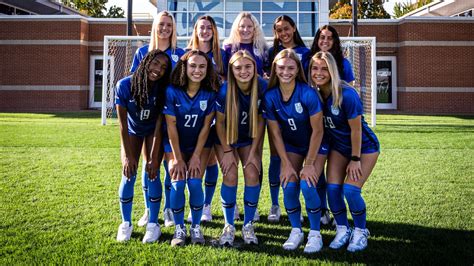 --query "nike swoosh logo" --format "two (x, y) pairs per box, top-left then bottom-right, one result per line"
(175, 104), (181, 107)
